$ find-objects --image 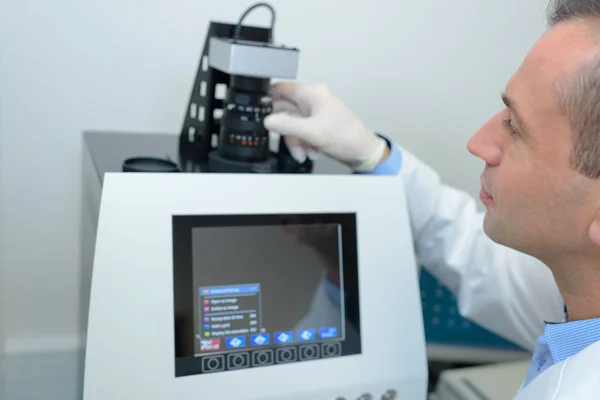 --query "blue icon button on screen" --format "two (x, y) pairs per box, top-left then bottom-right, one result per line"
(274, 331), (293, 344)
(225, 336), (246, 349)
(320, 327), (337, 339)
(298, 329), (316, 341)
(251, 333), (270, 346)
